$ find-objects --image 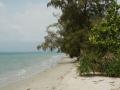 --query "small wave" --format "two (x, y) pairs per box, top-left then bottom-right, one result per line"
(0, 53), (64, 88)
(17, 69), (26, 76)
